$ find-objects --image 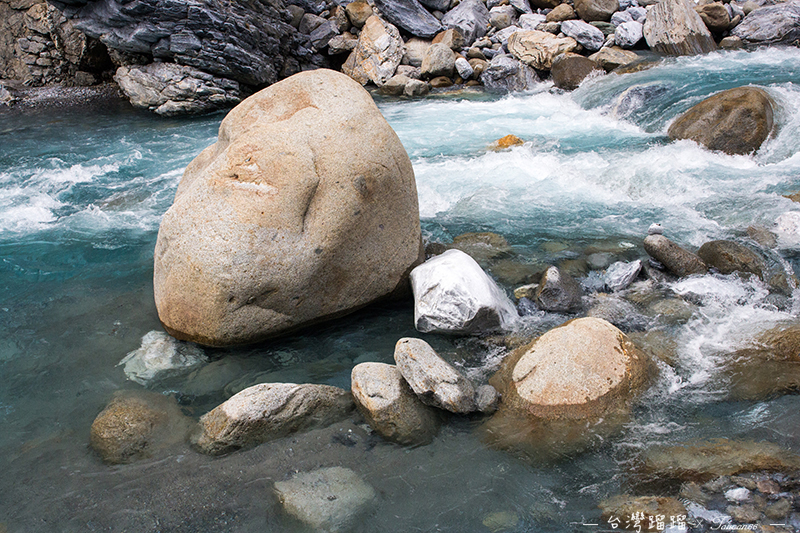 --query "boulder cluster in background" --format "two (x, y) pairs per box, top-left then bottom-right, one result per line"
(1, 0), (796, 112)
